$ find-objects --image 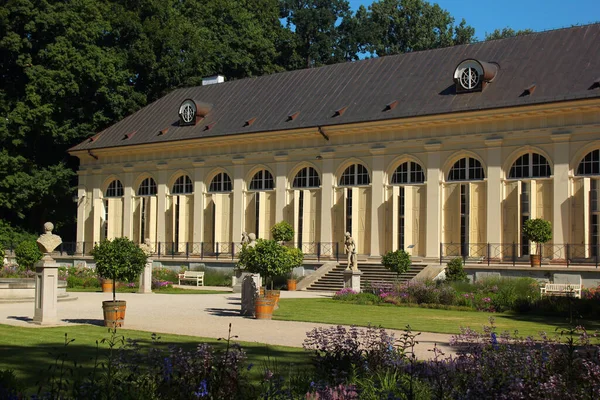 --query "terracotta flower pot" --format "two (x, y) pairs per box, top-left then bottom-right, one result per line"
(255, 296), (275, 320)
(102, 300), (126, 327)
(287, 279), (297, 291)
(101, 279), (114, 293)
(265, 289), (281, 310)
(530, 254), (542, 267)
